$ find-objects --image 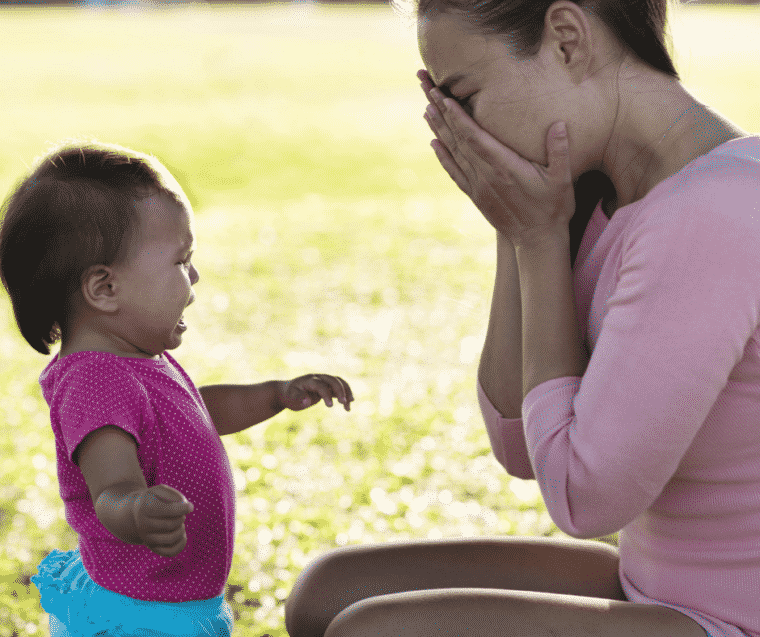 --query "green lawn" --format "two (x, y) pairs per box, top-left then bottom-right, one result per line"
(0, 3), (758, 635)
